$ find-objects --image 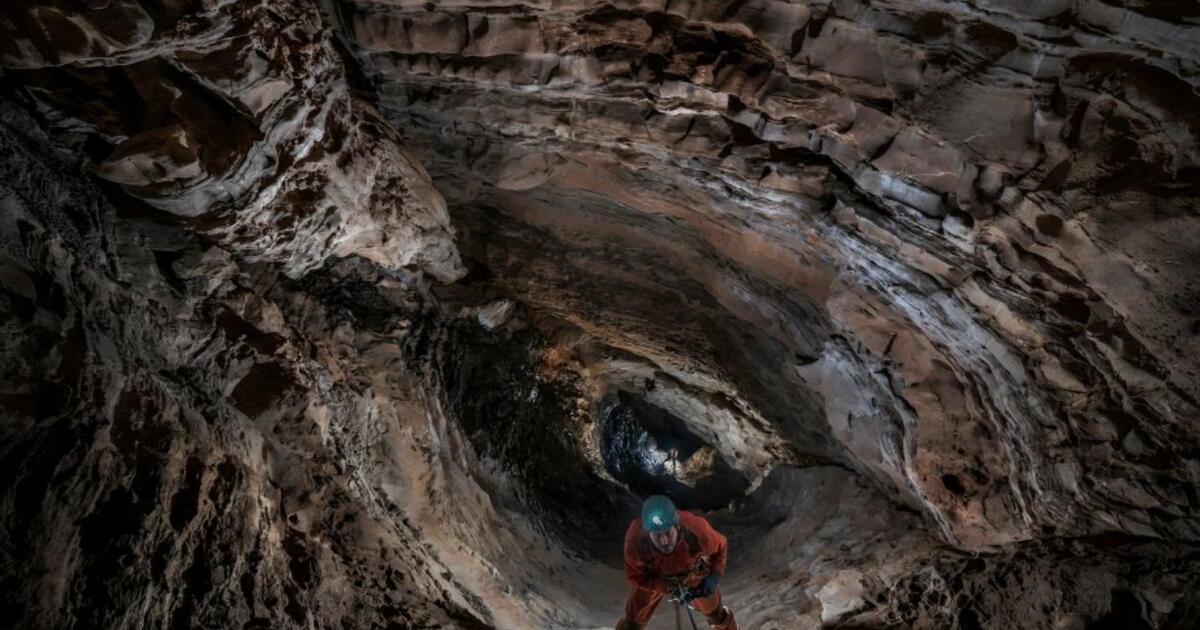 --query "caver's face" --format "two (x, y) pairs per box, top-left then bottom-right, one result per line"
(648, 526), (679, 554)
